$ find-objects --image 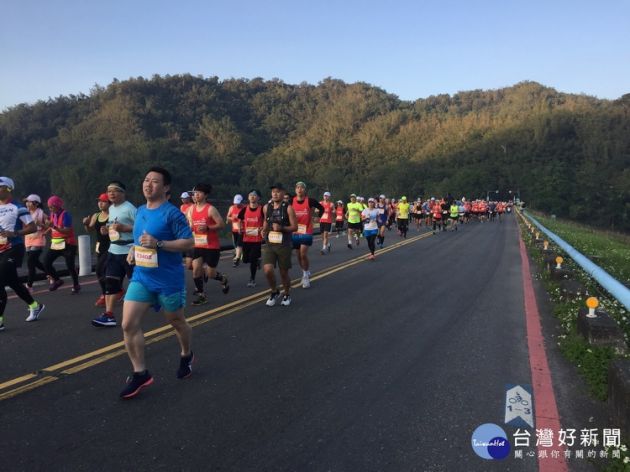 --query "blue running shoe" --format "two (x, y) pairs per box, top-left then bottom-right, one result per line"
(92, 313), (117, 327)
